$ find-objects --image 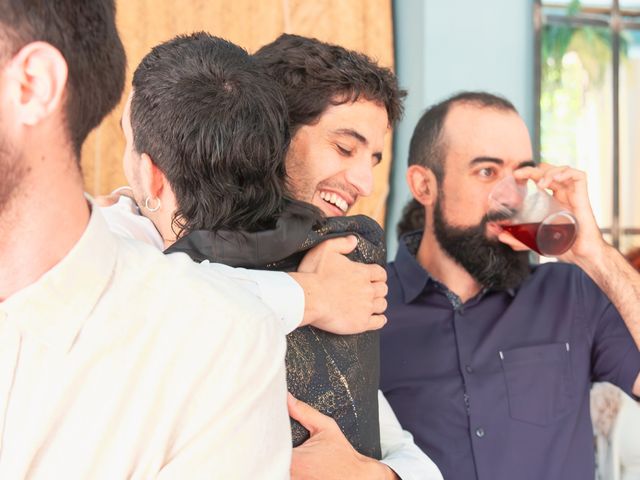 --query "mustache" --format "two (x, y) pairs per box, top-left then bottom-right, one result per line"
(483, 208), (516, 224)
